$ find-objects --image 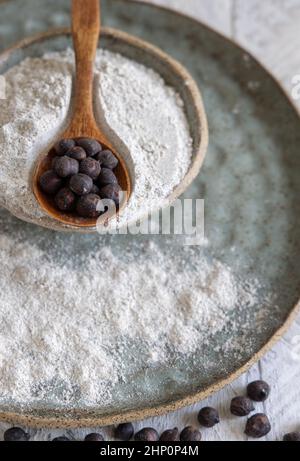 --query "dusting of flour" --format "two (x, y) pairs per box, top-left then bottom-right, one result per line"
(0, 48), (192, 229)
(0, 216), (276, 408)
